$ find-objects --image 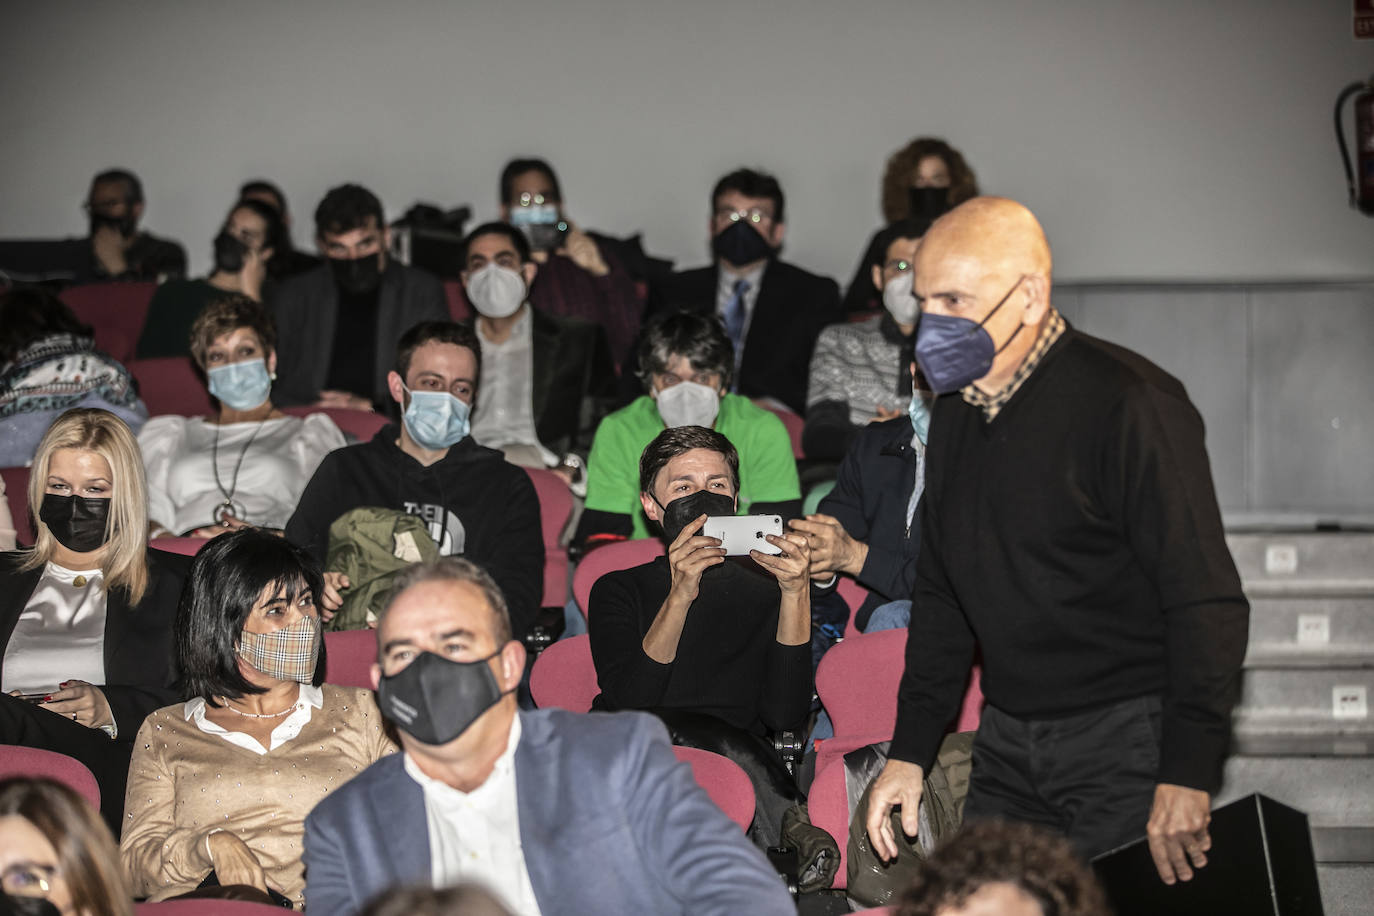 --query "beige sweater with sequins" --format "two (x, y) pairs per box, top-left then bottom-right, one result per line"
(120, 685), (396, 908)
